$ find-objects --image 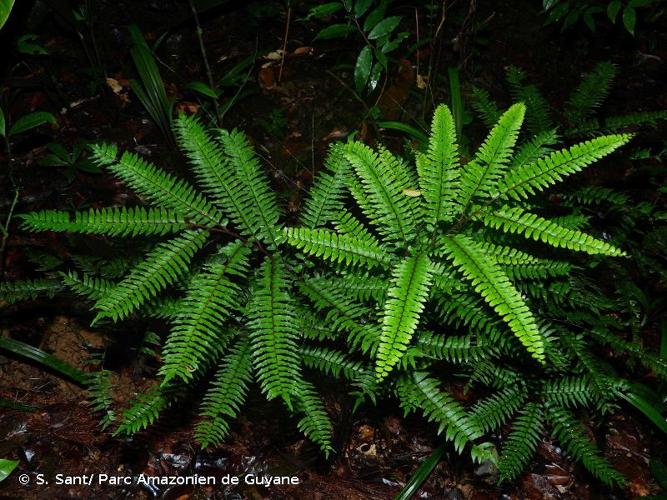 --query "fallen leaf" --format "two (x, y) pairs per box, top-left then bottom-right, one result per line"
(105, 77), (123, 94)
(402, 188), (422, 197)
